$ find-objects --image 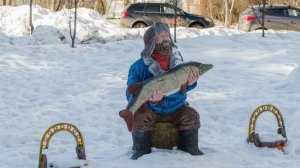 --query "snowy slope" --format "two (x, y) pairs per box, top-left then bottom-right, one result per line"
(0, 5), (299, 168)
